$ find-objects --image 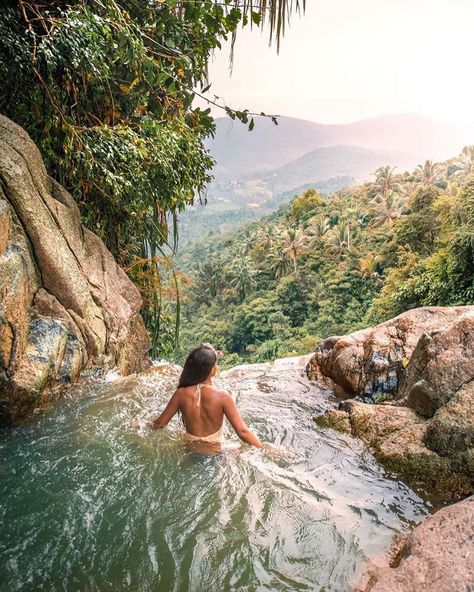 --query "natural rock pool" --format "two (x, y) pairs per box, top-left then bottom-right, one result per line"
(0, 359), (430, 591)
